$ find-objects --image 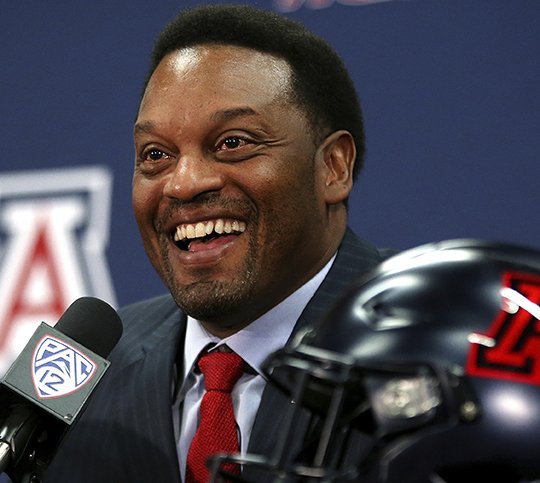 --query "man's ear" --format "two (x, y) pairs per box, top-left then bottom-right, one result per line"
(318, 130), (356, 204)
